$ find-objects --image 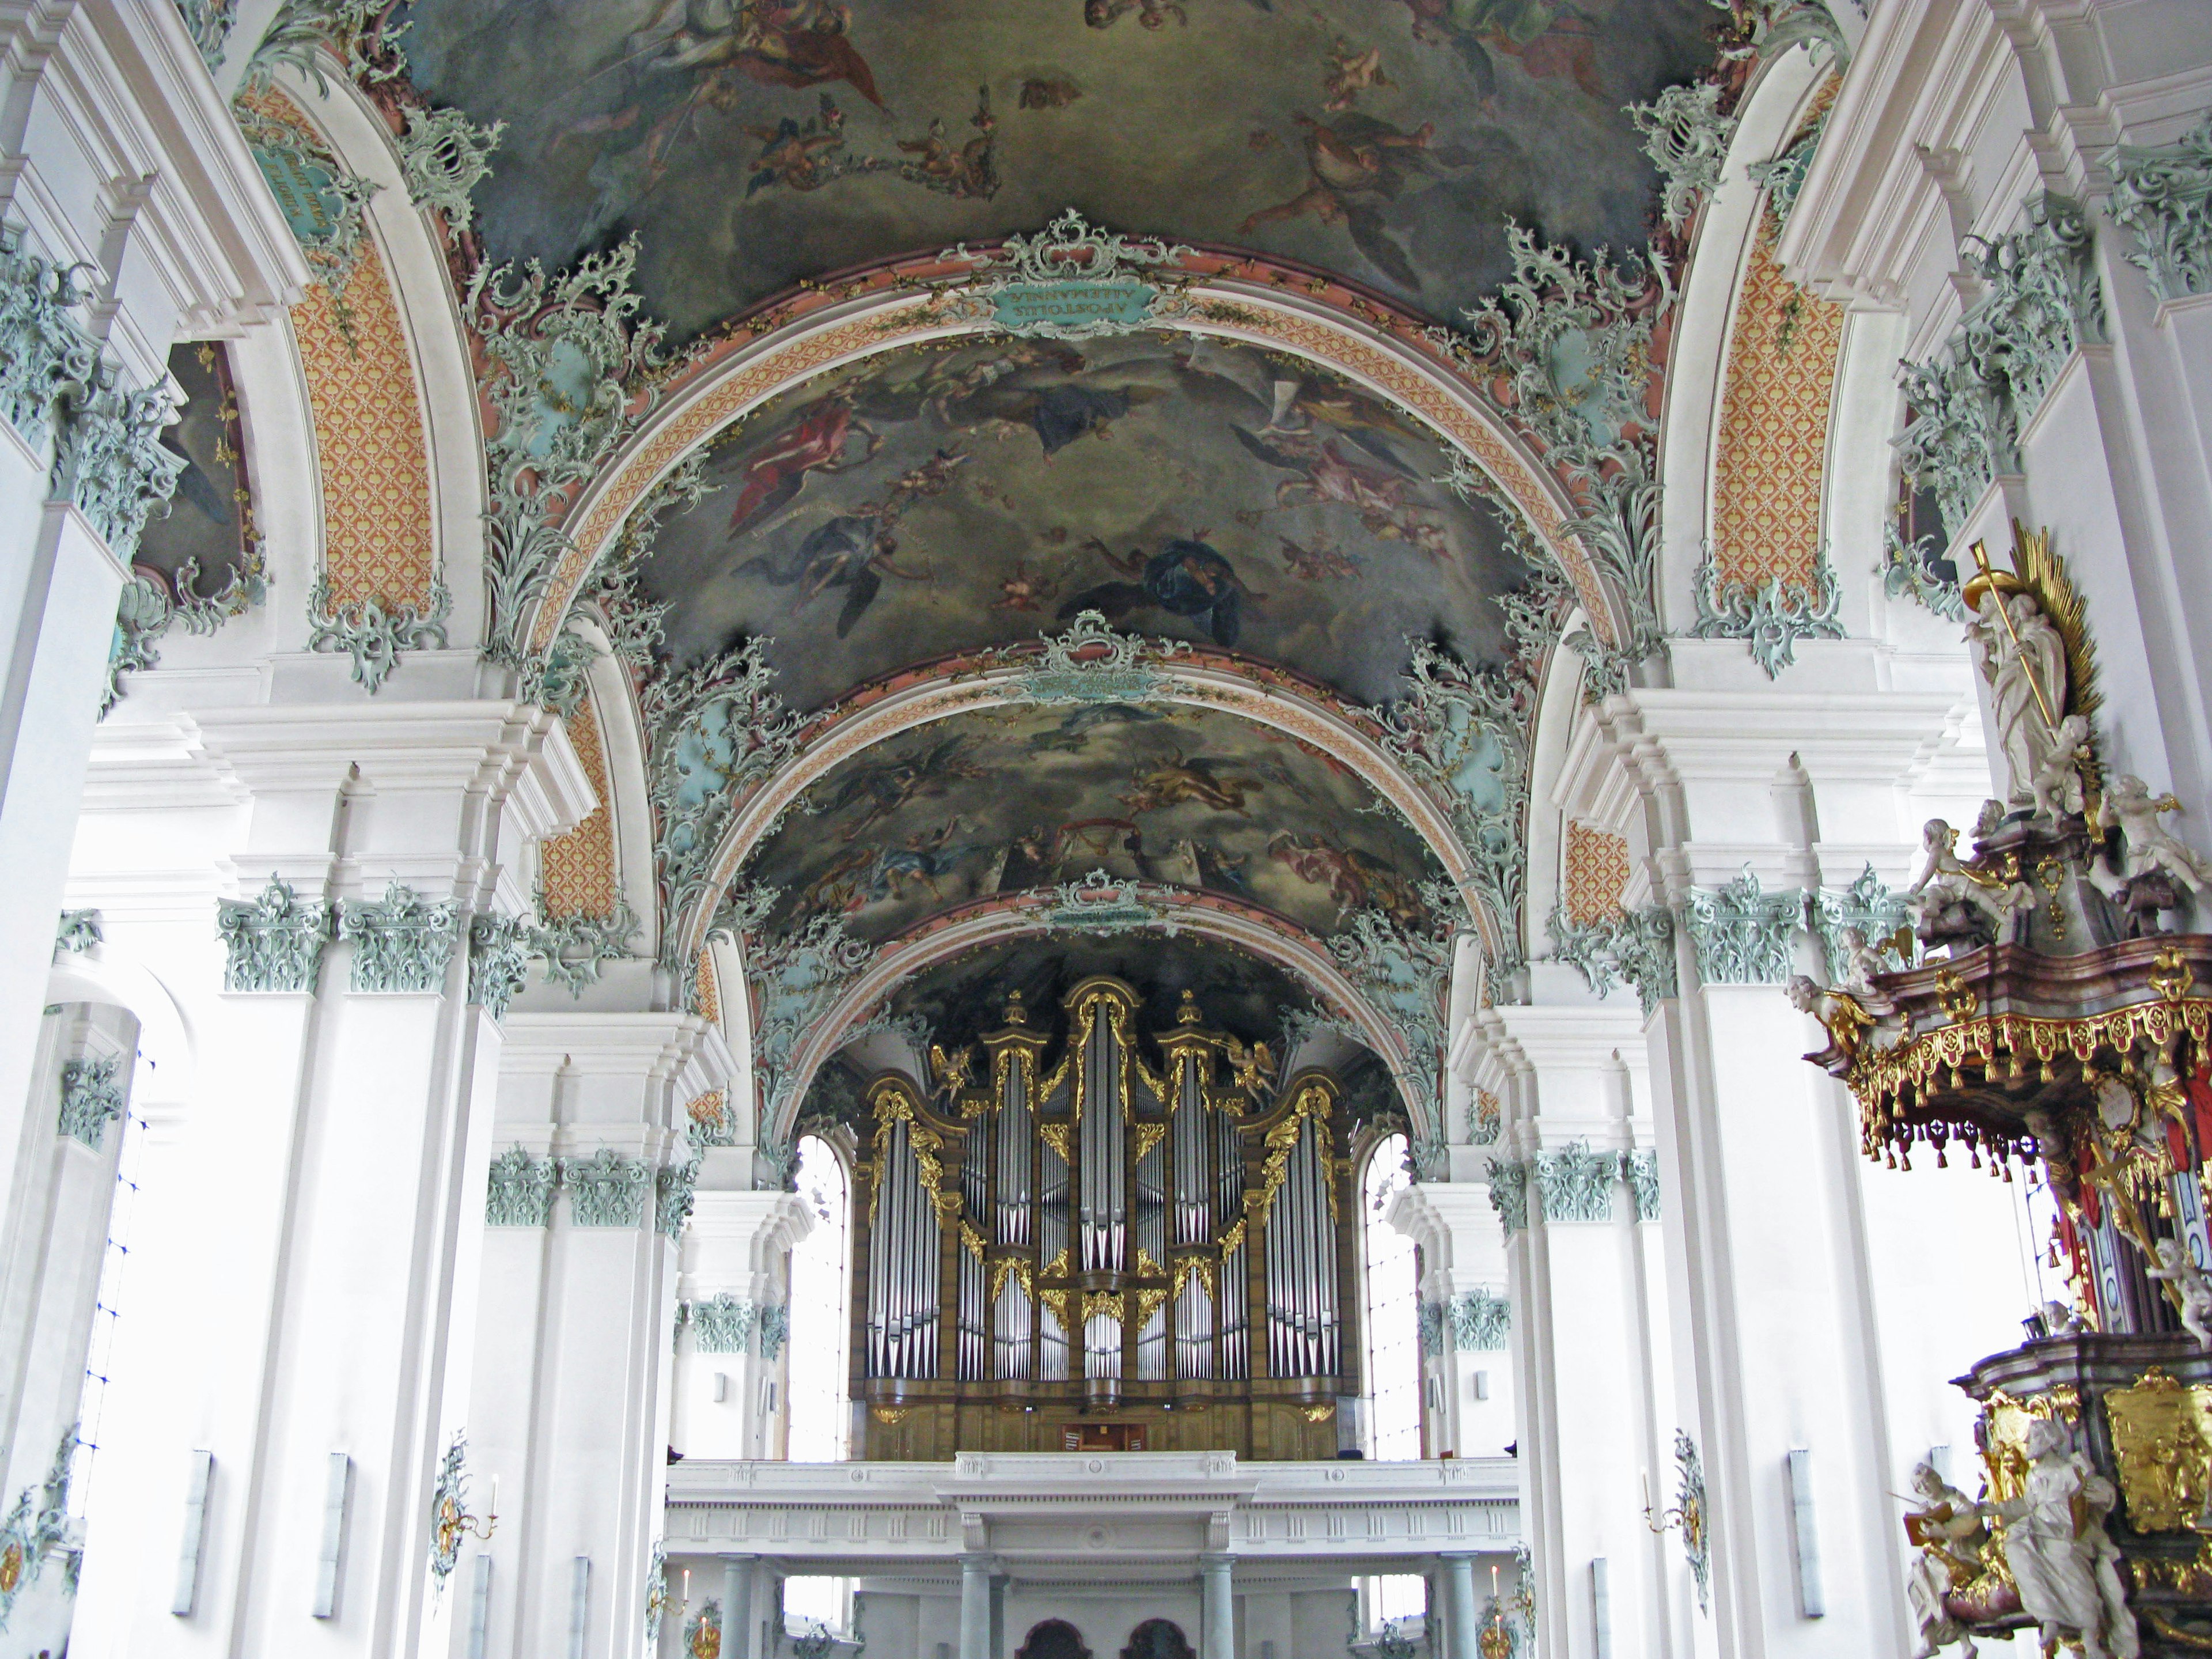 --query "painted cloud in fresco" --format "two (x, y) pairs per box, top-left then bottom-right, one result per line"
(743, 702), (1445, 942)
(631, 332), (1532, 711)
(399, 0), (1715, 337)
